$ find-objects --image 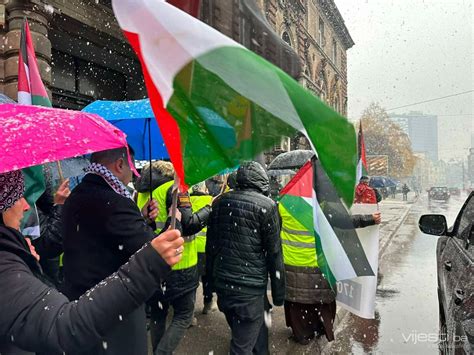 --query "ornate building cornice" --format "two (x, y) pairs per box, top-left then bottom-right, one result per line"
(317, 0), (354, 49)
